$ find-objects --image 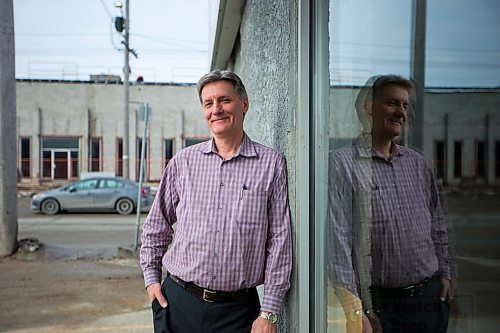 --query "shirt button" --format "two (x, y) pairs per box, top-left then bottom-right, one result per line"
(220, 182), (224, 187)
(396, 204), (400, 209)
(218, 205), (222, 209)
(212, 275), (216, 280)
